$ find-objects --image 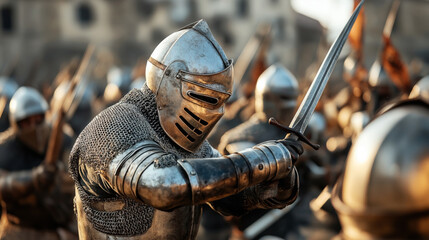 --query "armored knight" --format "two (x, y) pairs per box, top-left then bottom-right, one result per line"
(332, 98), (429, 239)
(0, 87), (76, 239)
(70, 20), (302, 240)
